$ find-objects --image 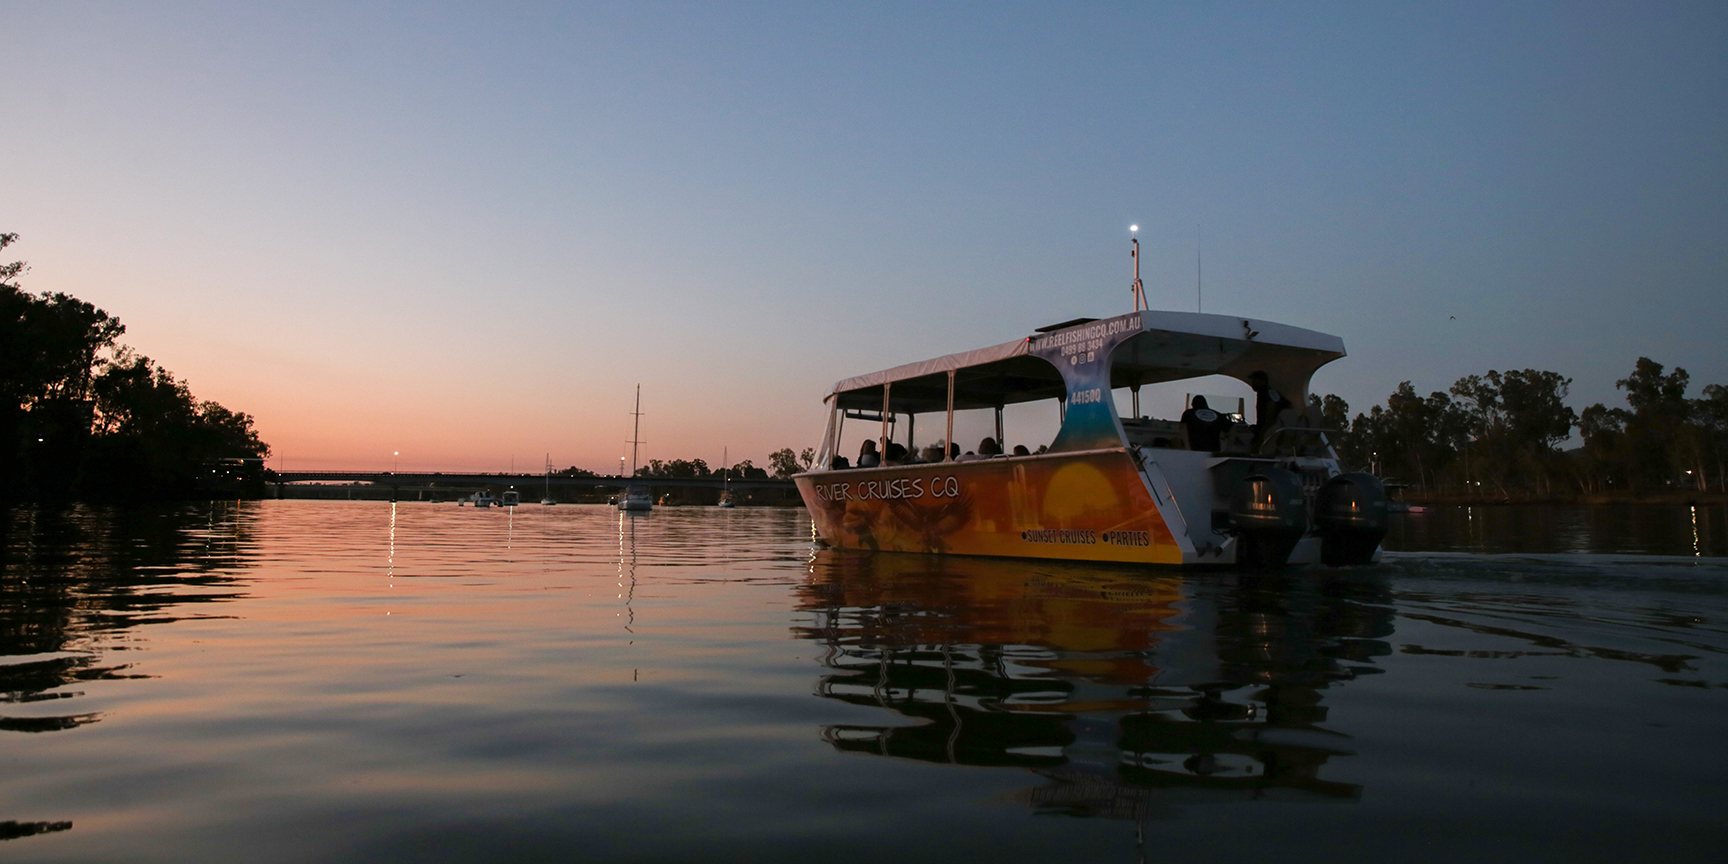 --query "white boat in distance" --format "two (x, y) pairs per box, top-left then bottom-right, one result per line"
(717, 447), (735, 507)
(618, 487), (653, 512)
(618, 385), (652, 512)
